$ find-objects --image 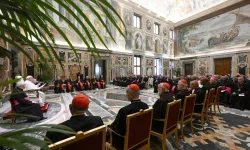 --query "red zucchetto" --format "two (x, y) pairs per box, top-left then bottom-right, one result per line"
(180, 79), (187, 84)
(211, 77), (217, 81)
(129, 84), (140, 91)
(162, 82), (170, 90)
(193, 80), (199, 84)
(72, 94), (90, 109)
